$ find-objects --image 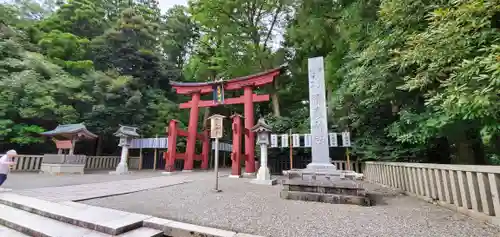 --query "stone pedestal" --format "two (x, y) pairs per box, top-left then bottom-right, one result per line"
(250, 138), (276, 185)
(250, 166), (277, 185)
(109, 163), (130, 175)
(280, 169), (371, 206)
(40, 163), (85, 175)
(110, 145), (130, 175)
(40, 154), (86, 175)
